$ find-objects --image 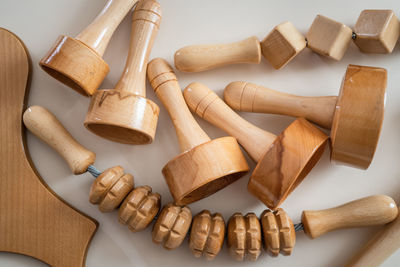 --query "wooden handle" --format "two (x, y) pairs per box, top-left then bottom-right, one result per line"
(174, 36), (261, 72)
(346, 210), (400, 267)
(76, 0), (139, 56)
(224, 81), (338, 129)
(183, 82), (276, 162)
(114, 0), (161, 96)
(147, 58), (211, 152)
(23, 106), (95, 175)
(302, 195), (398, 239)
